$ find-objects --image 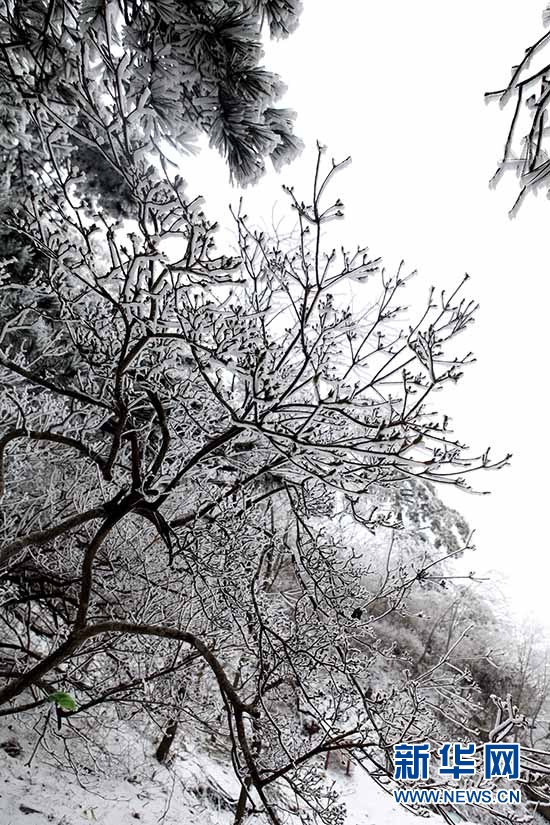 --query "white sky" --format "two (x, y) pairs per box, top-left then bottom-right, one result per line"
(185, 1), (550, 625)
